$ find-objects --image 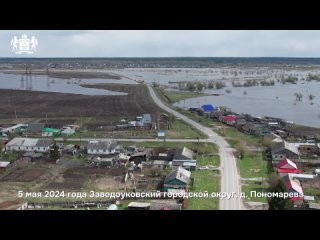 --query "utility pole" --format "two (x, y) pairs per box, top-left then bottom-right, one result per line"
(14, 109), (17, 120)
